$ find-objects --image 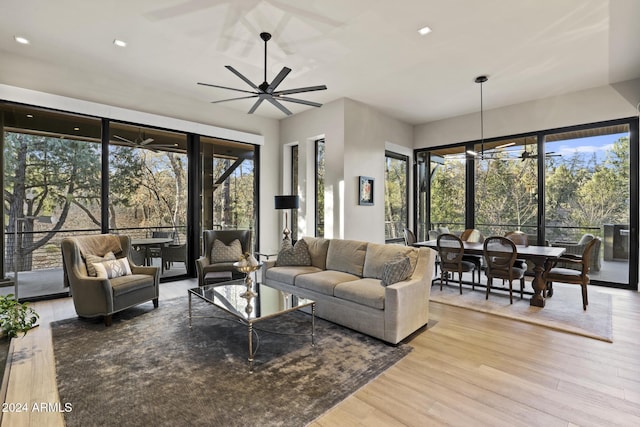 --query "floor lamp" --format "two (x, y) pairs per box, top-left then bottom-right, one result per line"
(274, 195), (299, 241)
